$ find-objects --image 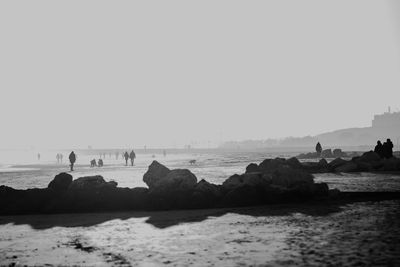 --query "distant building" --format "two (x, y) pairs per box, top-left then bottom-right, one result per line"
(372, 110), (400, 129)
